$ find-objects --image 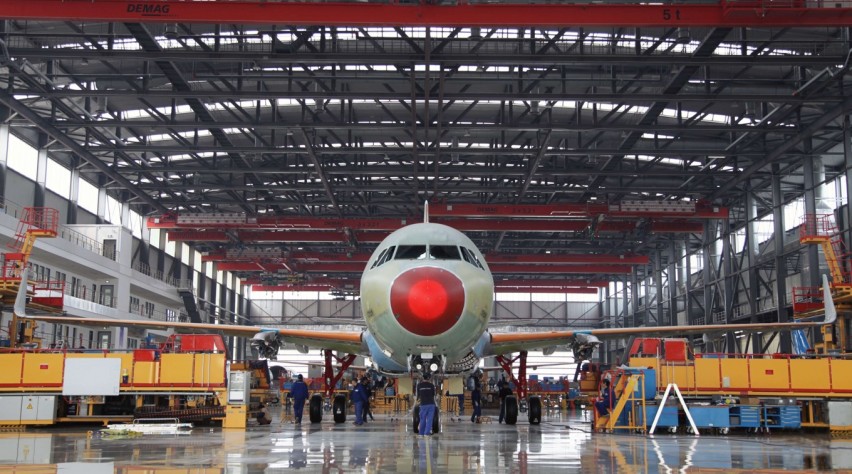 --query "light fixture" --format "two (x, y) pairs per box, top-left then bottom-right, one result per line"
(164, 23), (178, 40)
(675, 27), (691, 45)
